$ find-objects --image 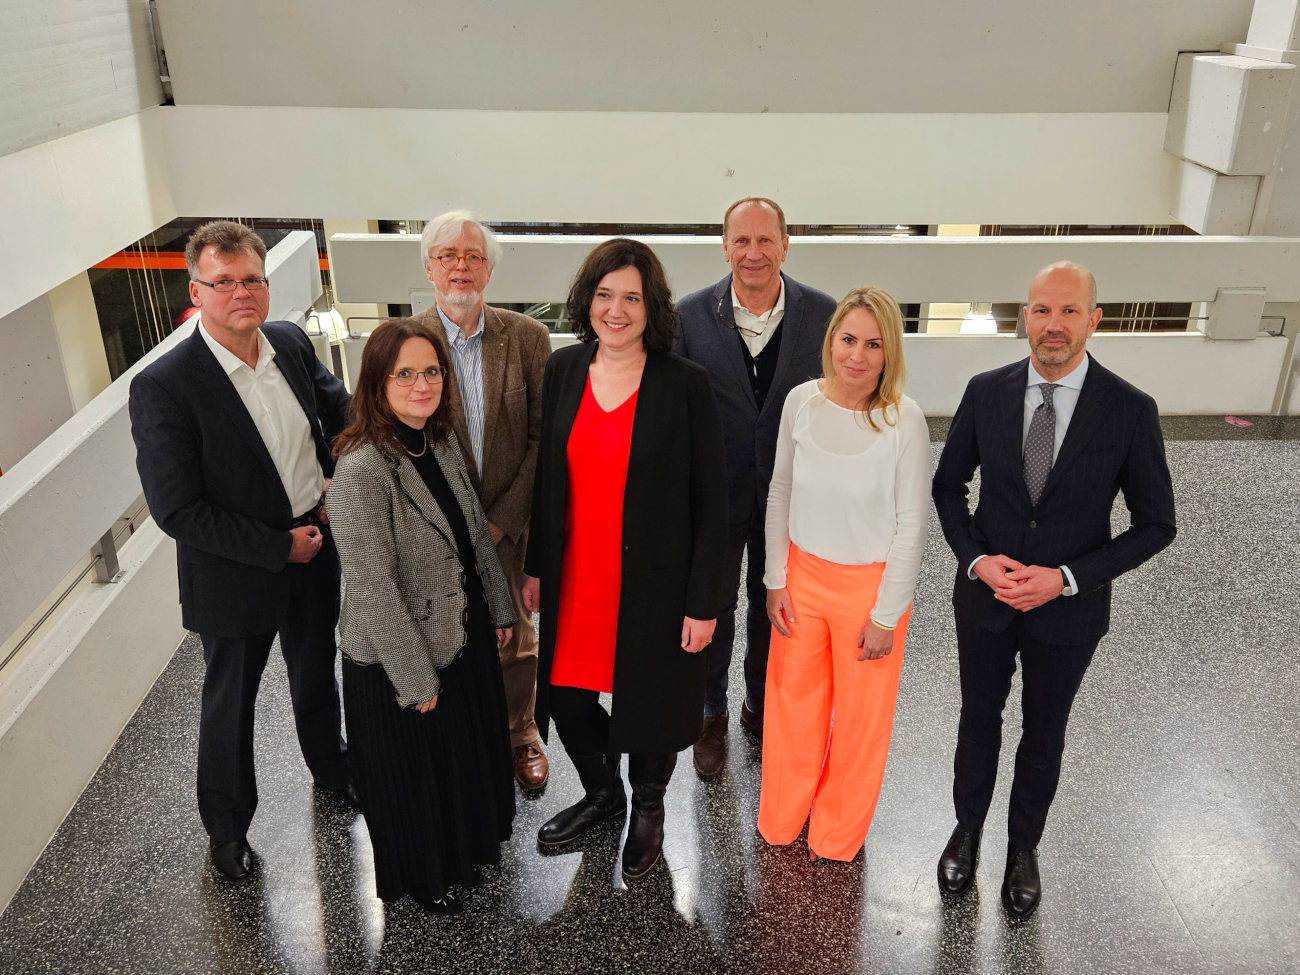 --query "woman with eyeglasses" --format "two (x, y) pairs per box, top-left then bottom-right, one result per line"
(328, 318), (517, 915)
